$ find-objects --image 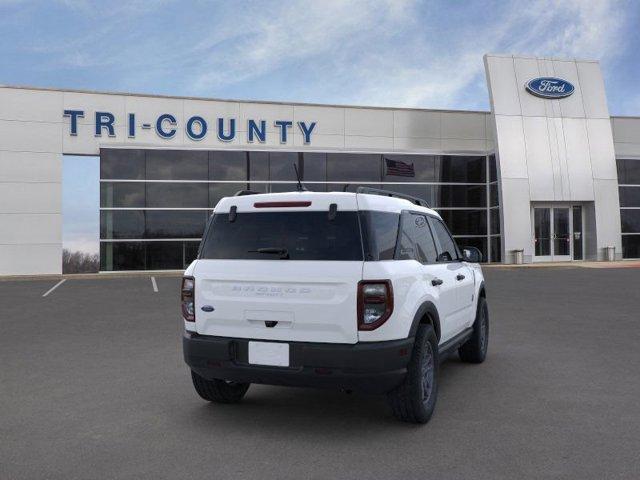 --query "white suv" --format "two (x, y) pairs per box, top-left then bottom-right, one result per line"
(182, 187), (489, 423)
